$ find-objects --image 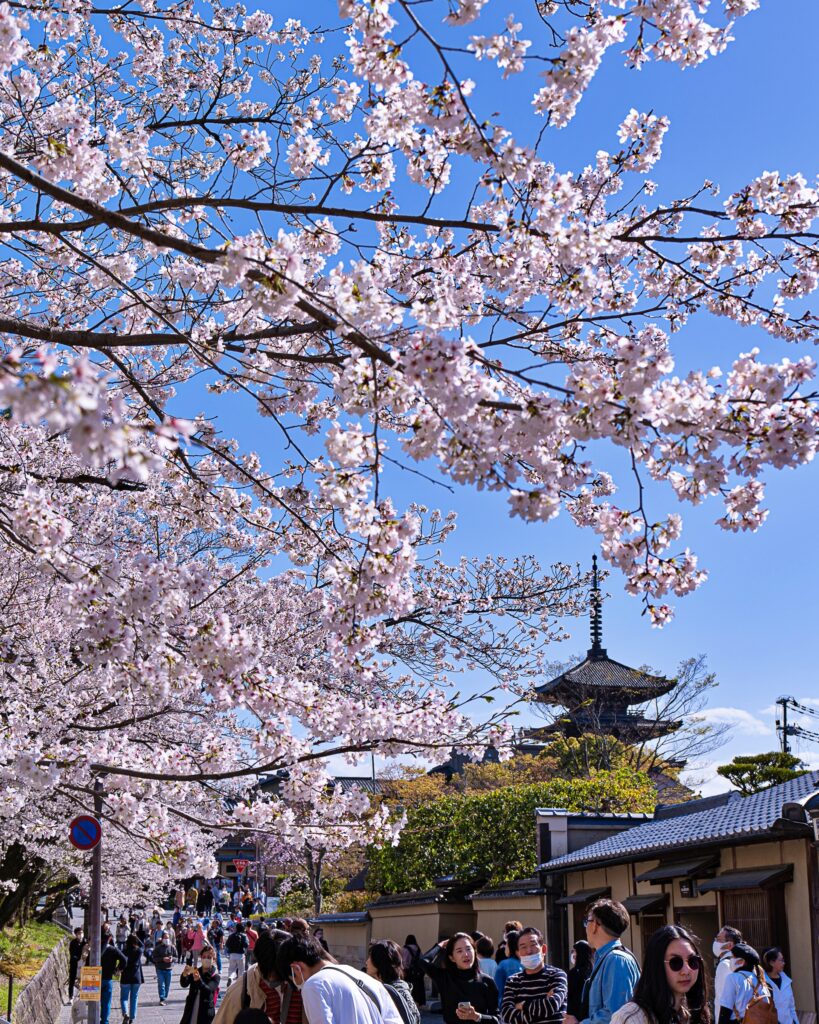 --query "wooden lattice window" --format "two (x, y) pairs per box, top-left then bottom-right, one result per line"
(721, 887), (789, 964)
(640, 911), (668, 944)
